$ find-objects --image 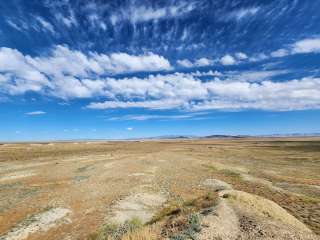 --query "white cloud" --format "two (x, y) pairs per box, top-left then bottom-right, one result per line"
(29, 45), (171, 77)
(177, 58), (213, 68)
(177, 59), (194, 68)
(195, 58), (212, 67)
(292, 38), (320, 54)
(87, 99), (187, 110)
(235, 52), (248, 60)
(249, 53), (268, 62)
(226, 70), (289, 82)
(87, 75), (320, 112)
(271, 49), (289, 58)
(1, 45), (320, 112)
(104, 52), (171, 73)
(193, 77), (320, 111)
(268, 38), (320, 59)
(0, 45), (171, 97)
(220, 55), (236, 65)
(25, 111), (46, 115)
(177, 54), (249, 68)
(126, 127), (133, 131)
(0, 47), (51, 95)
